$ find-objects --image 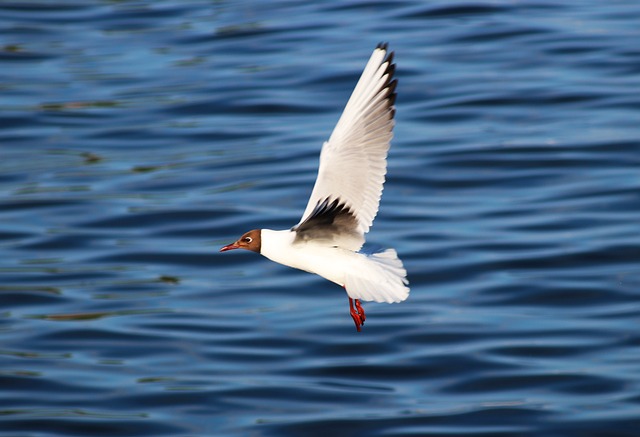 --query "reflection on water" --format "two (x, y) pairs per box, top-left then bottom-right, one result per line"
(1, 1), (640, 436)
